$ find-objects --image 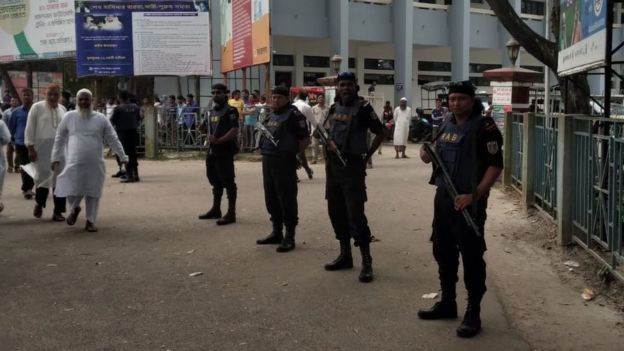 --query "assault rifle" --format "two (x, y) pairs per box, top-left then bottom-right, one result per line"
(423, 143), (482, 237)
(315, 123), (347, 167)
(255, 121), (278, 147)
